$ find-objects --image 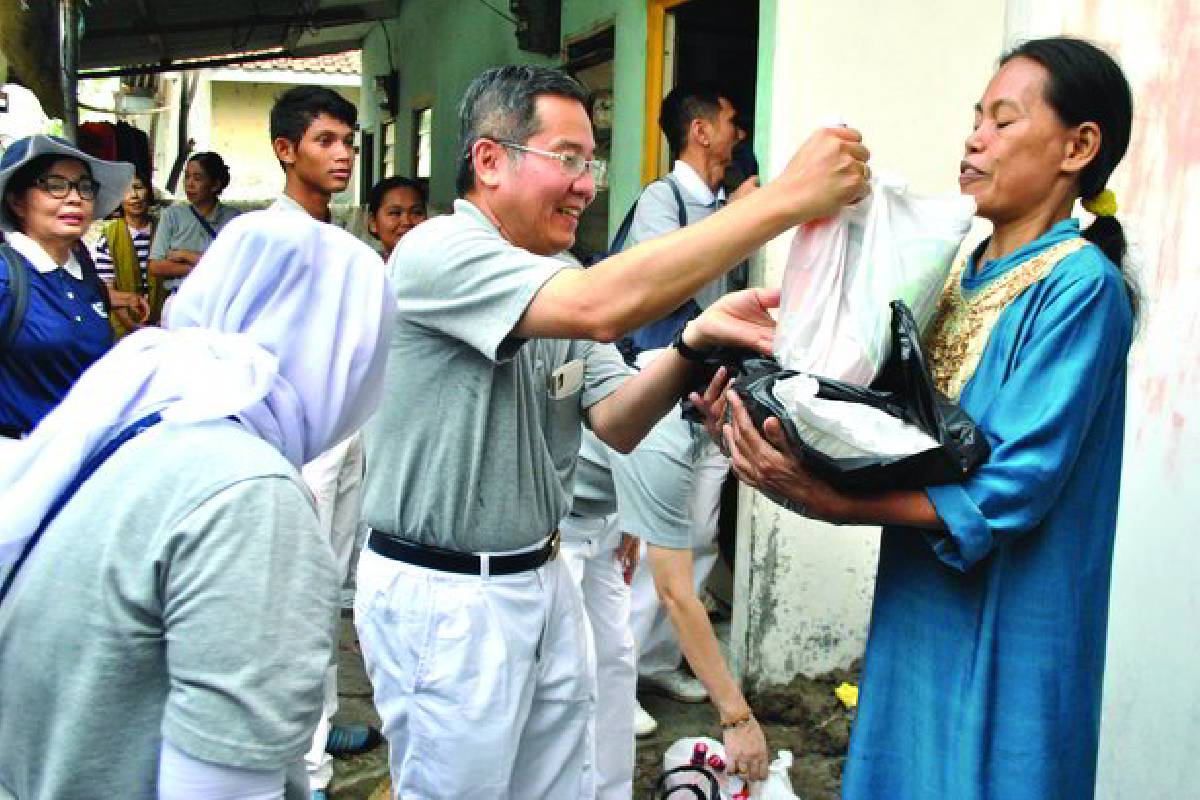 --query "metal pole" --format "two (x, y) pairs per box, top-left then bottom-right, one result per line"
(59, 0), (79, 141)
